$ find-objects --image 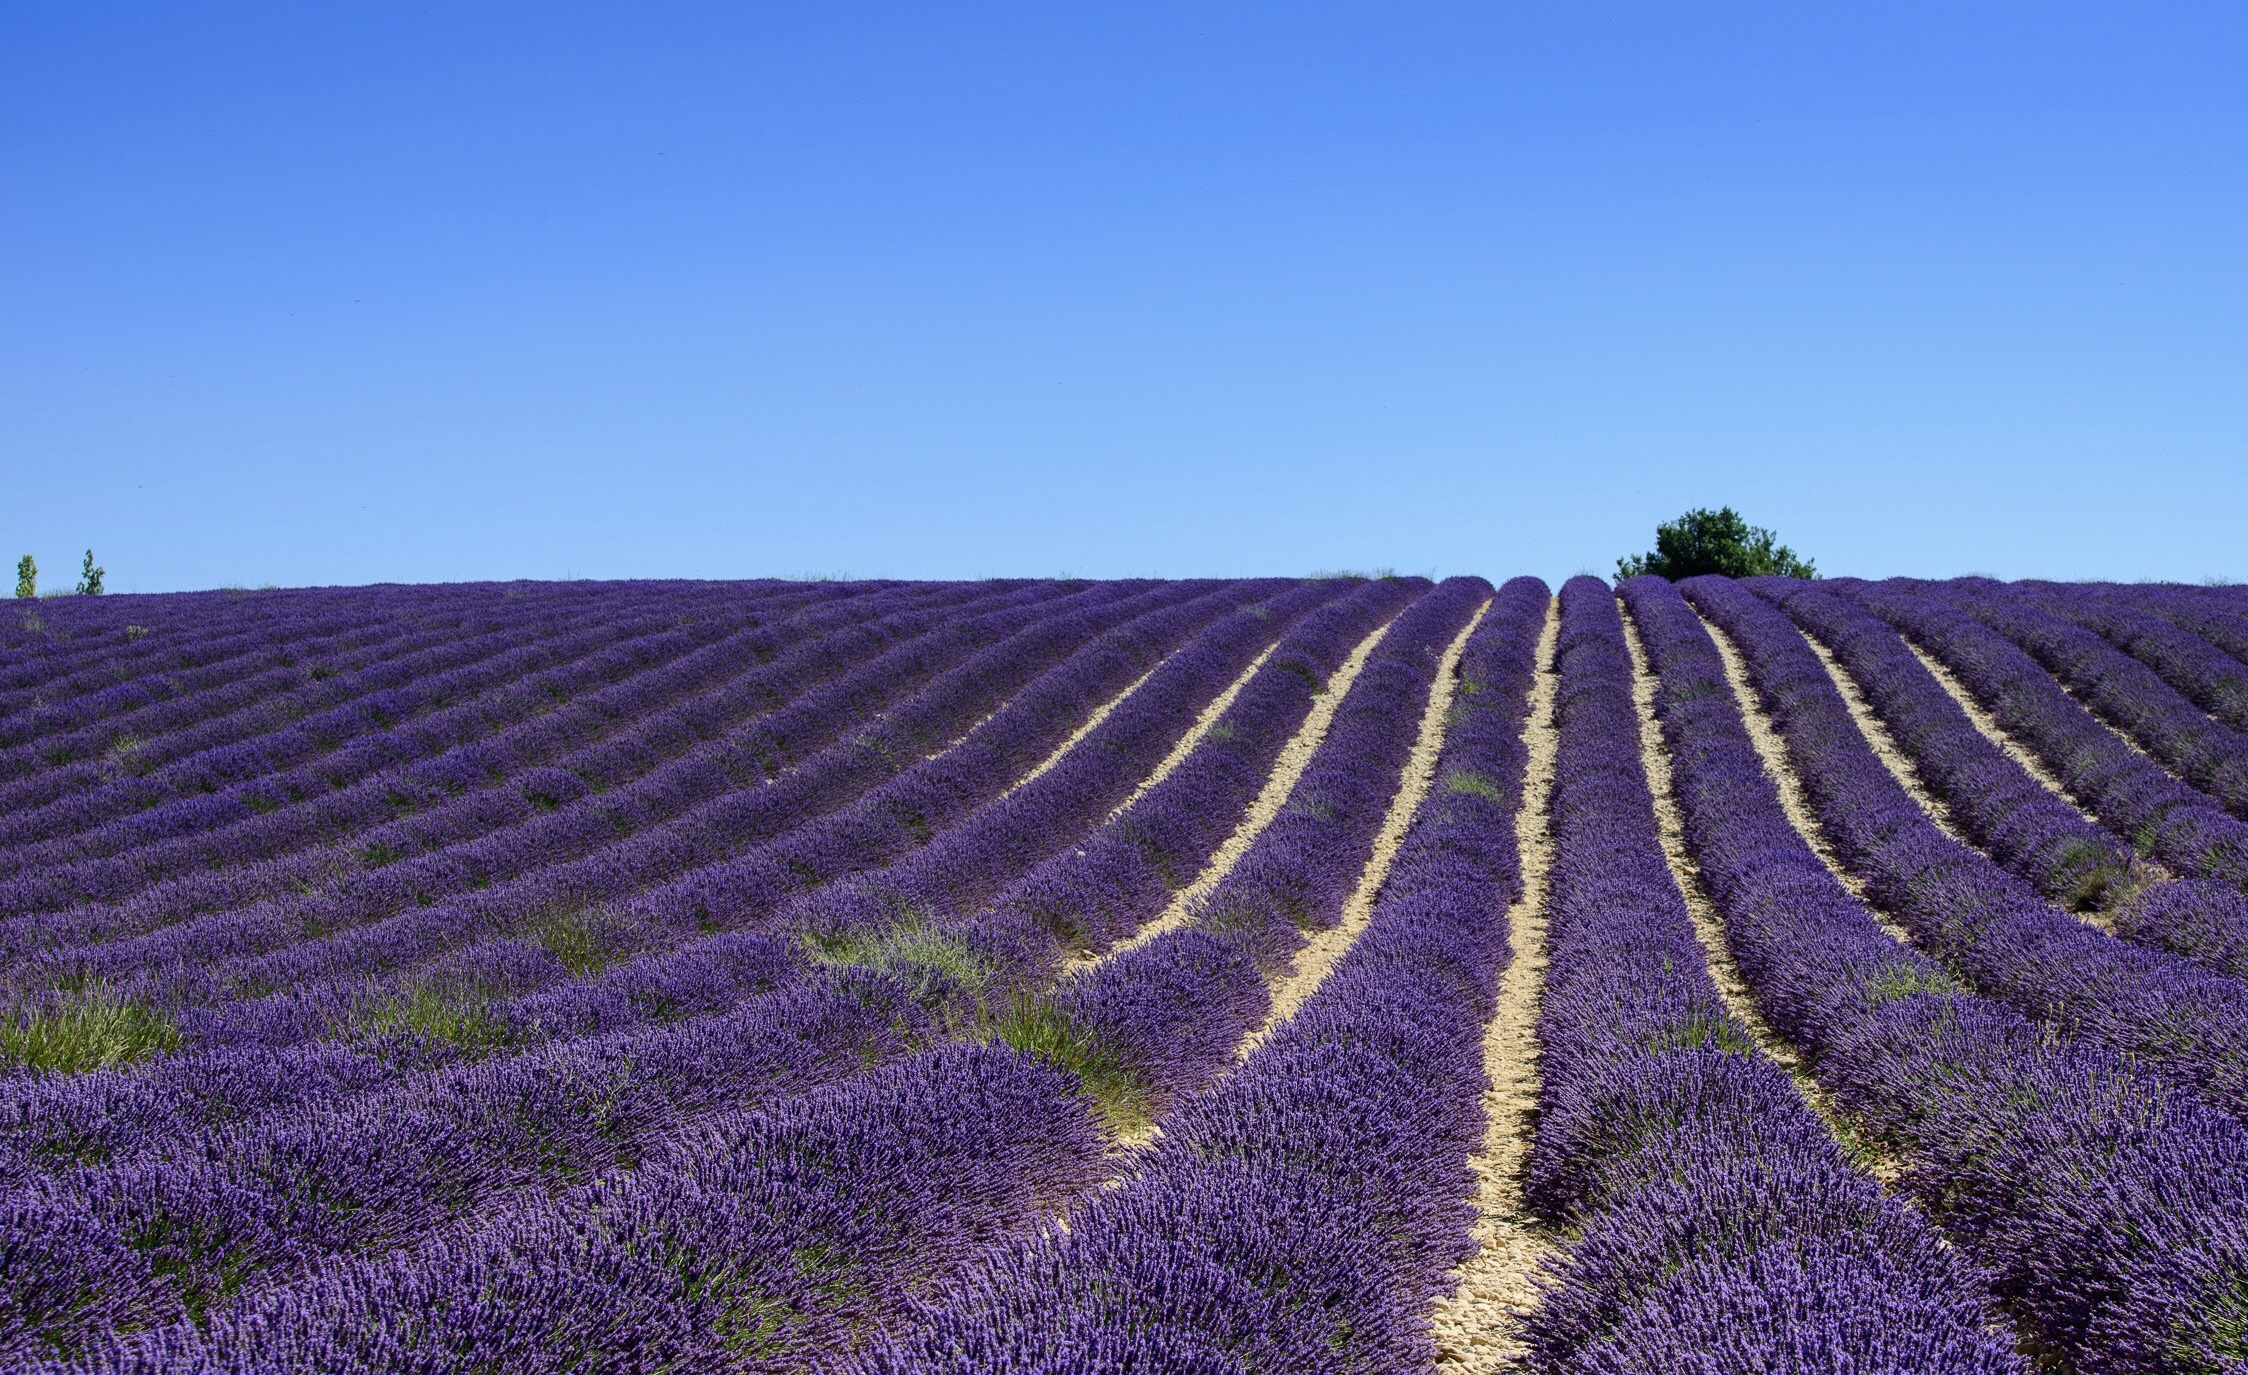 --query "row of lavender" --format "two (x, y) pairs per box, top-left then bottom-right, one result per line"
(0, 577), (1391, 1200)
(24, 578), (1483, 1370)
(0, 575), (1429, 1366)
(0, 580), (1201, 1063)
(0, 581), (847, 813)
(15, 569), (2248, 1371)
(1622, 576), (2248, 1375)
(0, 579), (1081, 959)
(118, 580), (1228, 1043)
(0, 579), (1312, 1168)
(0, 581), (744, 752)
(0, 578), (999, 901)
(1816, 578), (2248, 979)
(1522, 579), (2017, 1371)
(1681, 577), (2248, 1124)
(861, 577), (1546, 1370)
